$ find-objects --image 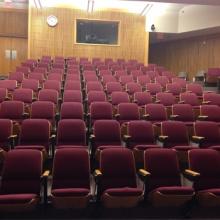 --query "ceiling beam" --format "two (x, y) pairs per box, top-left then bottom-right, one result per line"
(122, 0), (220, 6)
